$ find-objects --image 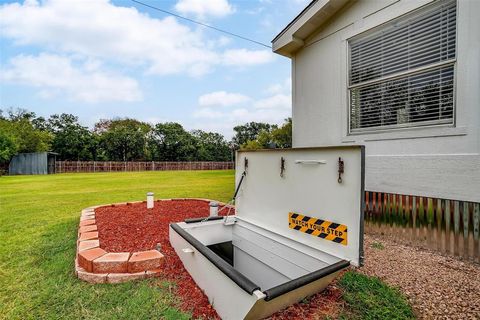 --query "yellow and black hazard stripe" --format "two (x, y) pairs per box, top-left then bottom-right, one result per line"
(288, 212), (348, 245)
